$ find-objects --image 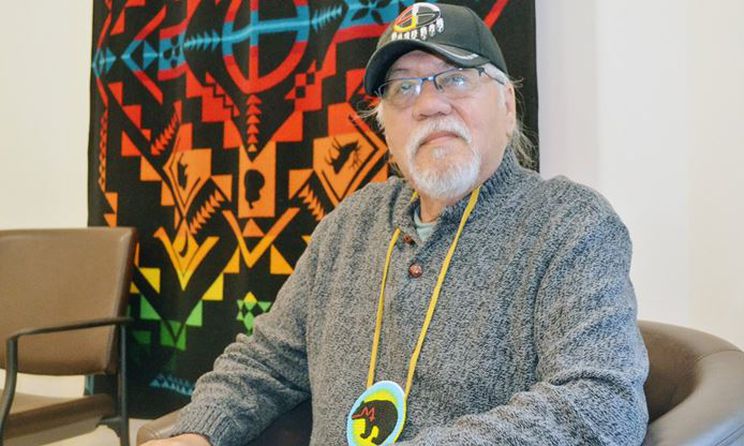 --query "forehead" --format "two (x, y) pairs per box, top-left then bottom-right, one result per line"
(387, 50), (455, 76)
